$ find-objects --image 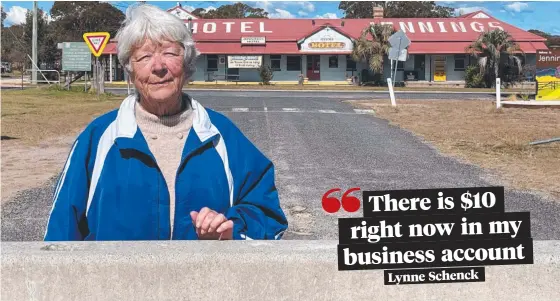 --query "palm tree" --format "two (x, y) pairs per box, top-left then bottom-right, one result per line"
(351, 23), (395, 75)
(465, 29), (524, 87)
